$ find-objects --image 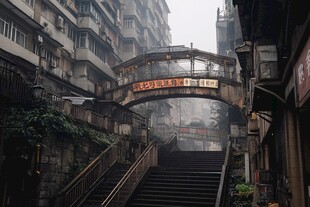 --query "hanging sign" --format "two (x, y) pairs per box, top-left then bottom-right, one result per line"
(295, 36), (310, 106)
(133, 78), (218, 92)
